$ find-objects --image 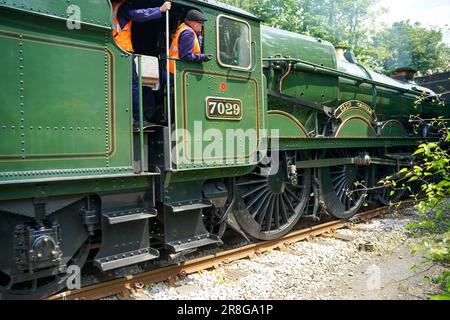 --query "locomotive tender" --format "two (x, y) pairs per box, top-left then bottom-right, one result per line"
(0, 0), (447, 299)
